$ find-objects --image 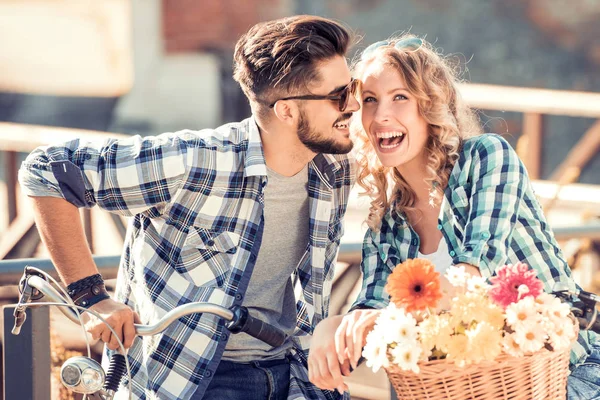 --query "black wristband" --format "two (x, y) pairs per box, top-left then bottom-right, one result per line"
(67, 274), (104, 295)
(67, 274), (110, 308)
